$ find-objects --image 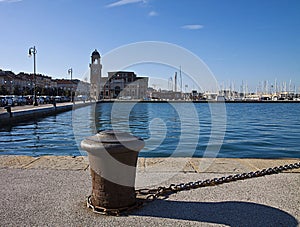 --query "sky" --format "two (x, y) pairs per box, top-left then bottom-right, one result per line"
(0, 0), (300, 92)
